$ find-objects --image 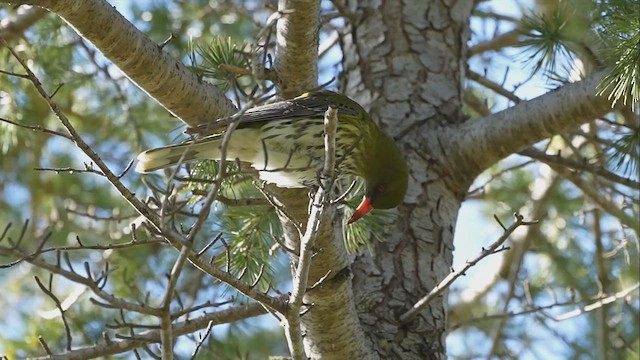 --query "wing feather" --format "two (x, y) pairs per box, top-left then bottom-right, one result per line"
(186, 91), (362, 135)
